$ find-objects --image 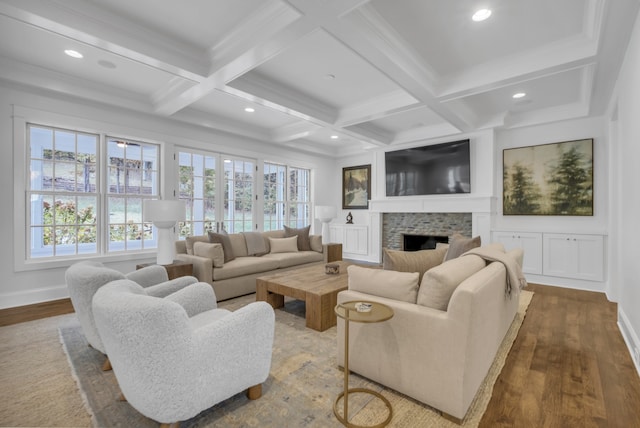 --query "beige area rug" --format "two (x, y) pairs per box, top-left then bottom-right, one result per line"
(1, 290), (532, 428)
